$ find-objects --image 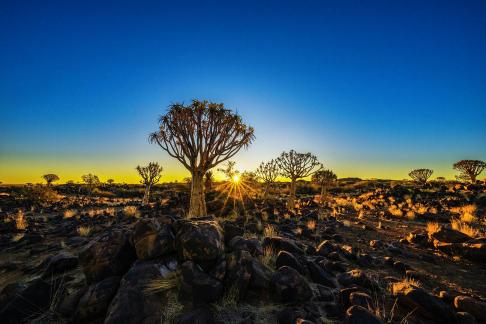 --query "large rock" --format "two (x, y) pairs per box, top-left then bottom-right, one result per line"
(228, 236), (263, 256)
(263, 236), (305, 256)
(276, 250), (305, 275)
(74, 276), (120, 323)
(430, 228), (471, 243)
(271, 266), (312, 303)
(454, 295), (486, 322)
(176, 220), (224, 262)
(180, 260), (223, 306)
(132, 218), (175, 260)
(345, 305), (383, 324)
(392, 283), (454, 323)
(105, 259), (178, 324)
(174, 308), (214, 324)
(225, 250), (253, 298)
(460, 240), (486, 263)
(338, 269), (372, 288)
(307, 261), (336, 288)
(78, 230), (136, 283)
